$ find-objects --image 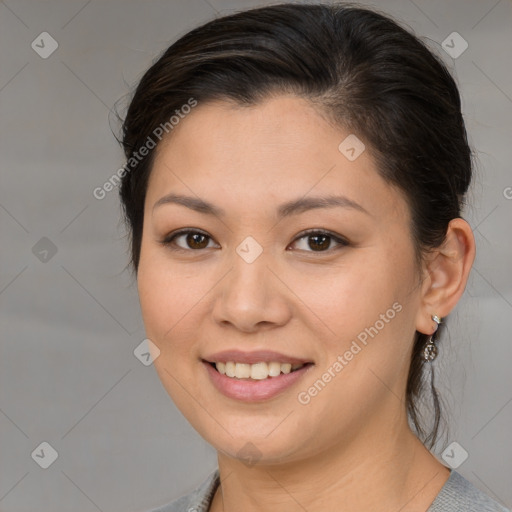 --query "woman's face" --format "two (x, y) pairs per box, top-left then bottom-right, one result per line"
(137, 95), (426, 464)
